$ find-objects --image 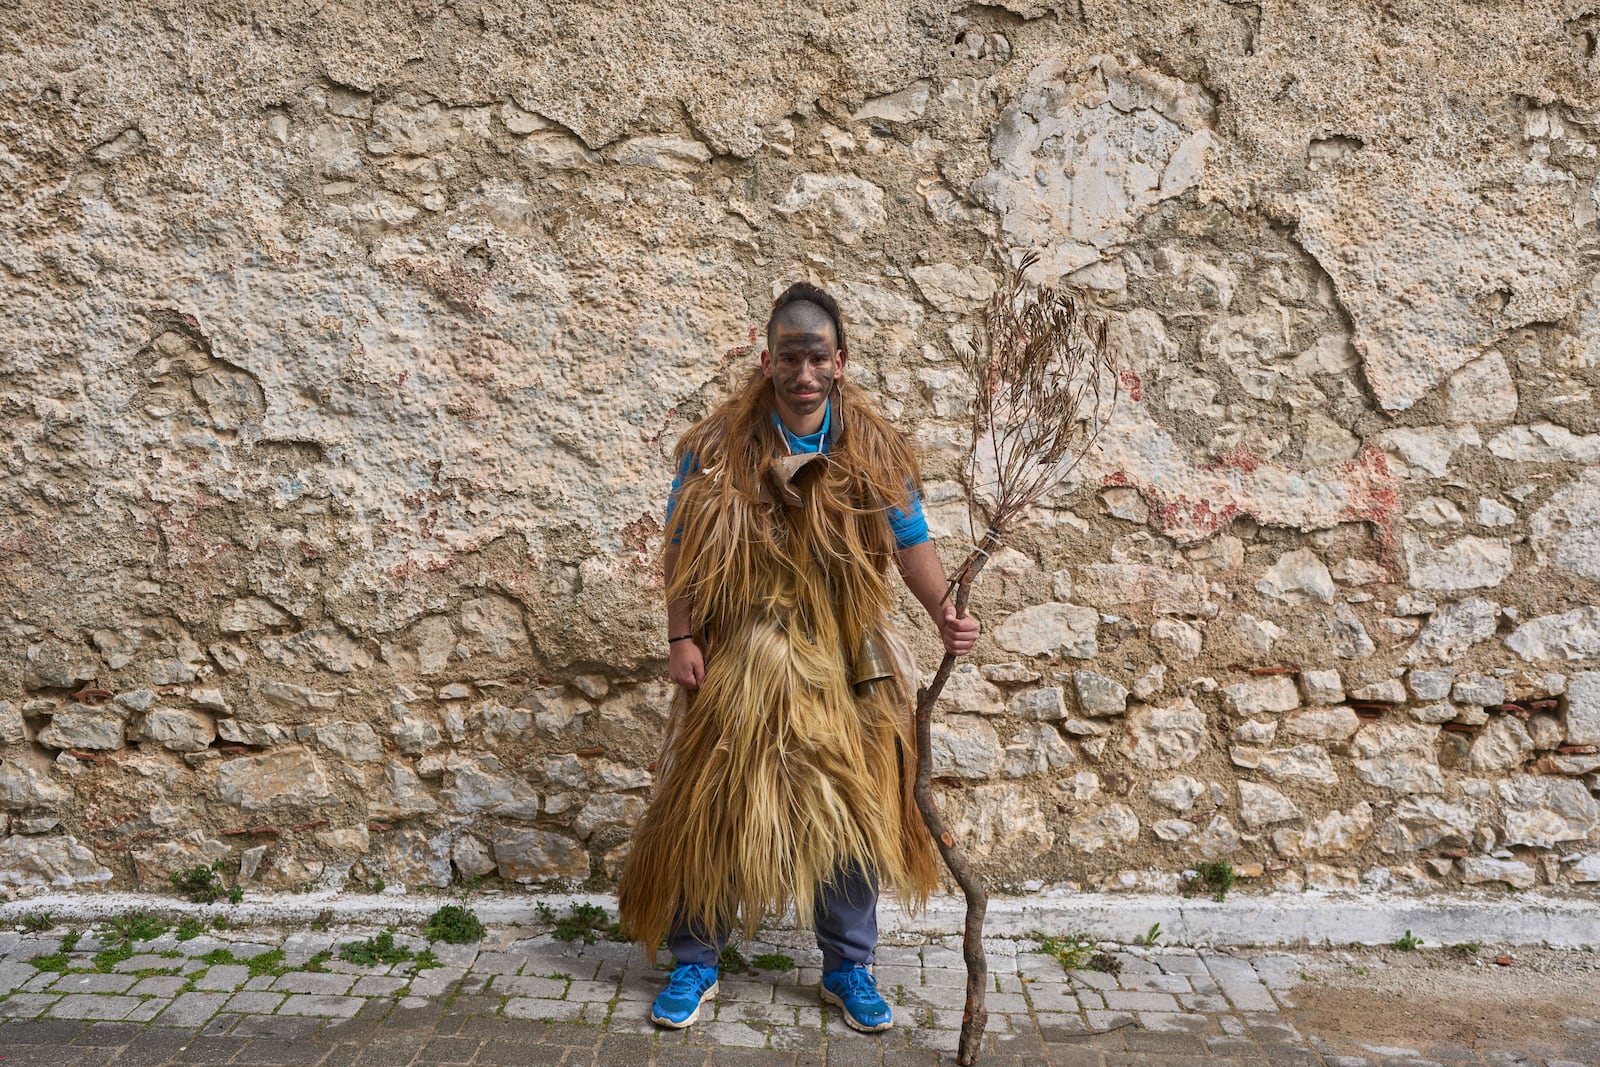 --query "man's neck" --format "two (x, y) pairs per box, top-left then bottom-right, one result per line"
(774, 401), (826, 437)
